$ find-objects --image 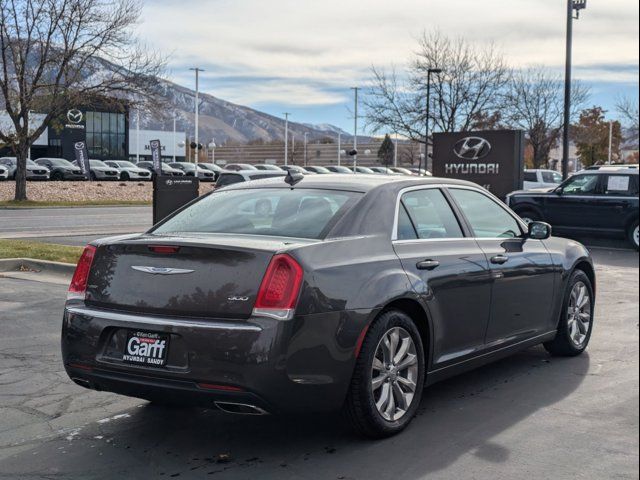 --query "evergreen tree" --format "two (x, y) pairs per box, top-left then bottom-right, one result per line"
(377, 134), (394, 166)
